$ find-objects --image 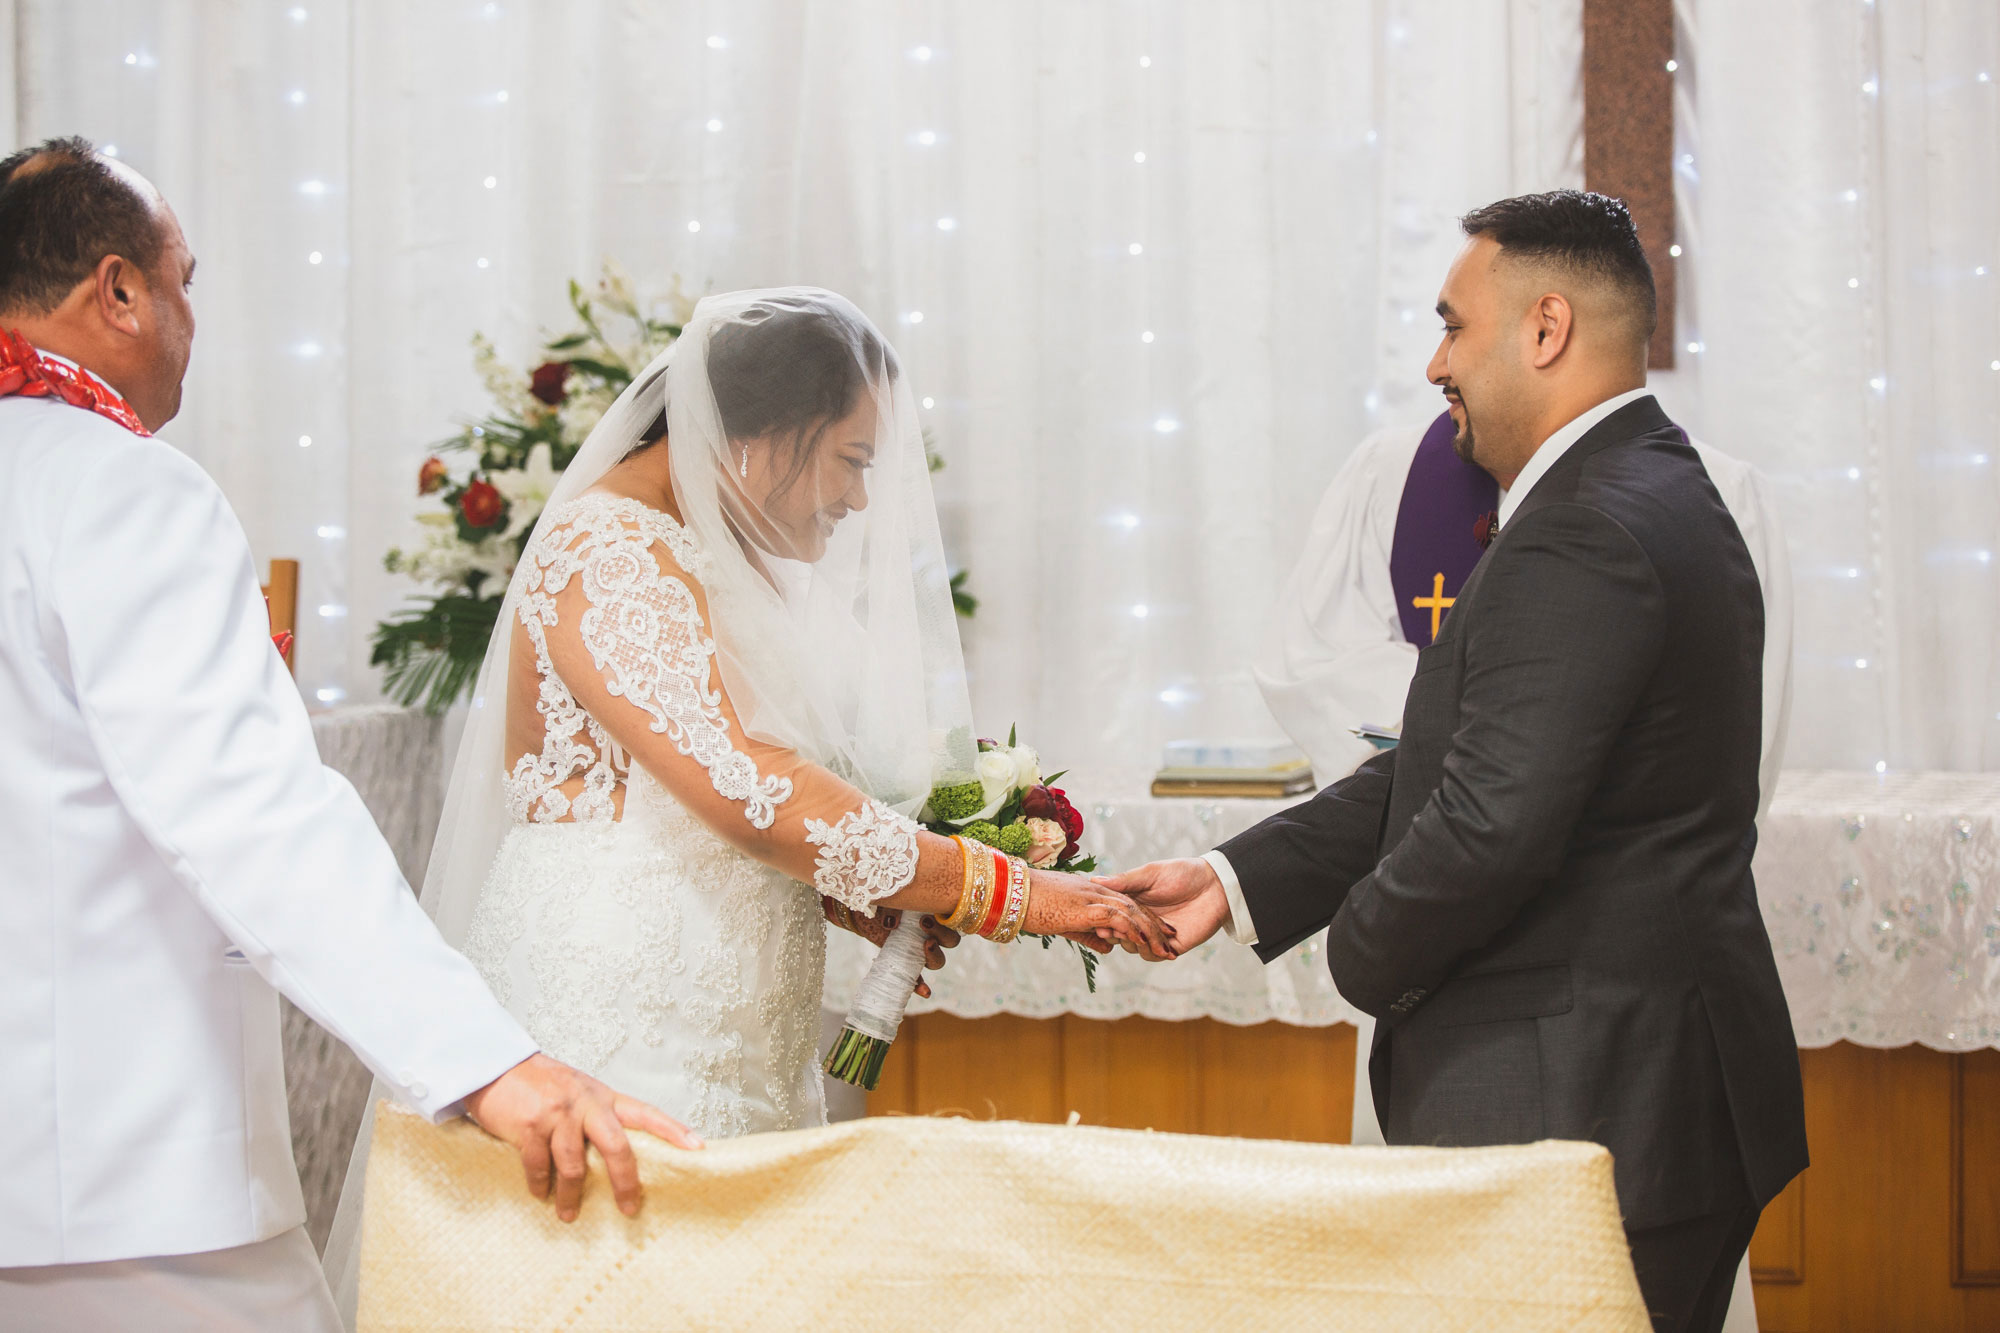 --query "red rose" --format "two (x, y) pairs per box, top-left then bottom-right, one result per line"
(460, 478), (505, 529)
(529, 361), (571, 406)
(1021, 784), (1084, 861)
(417, 456), (449, 495)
